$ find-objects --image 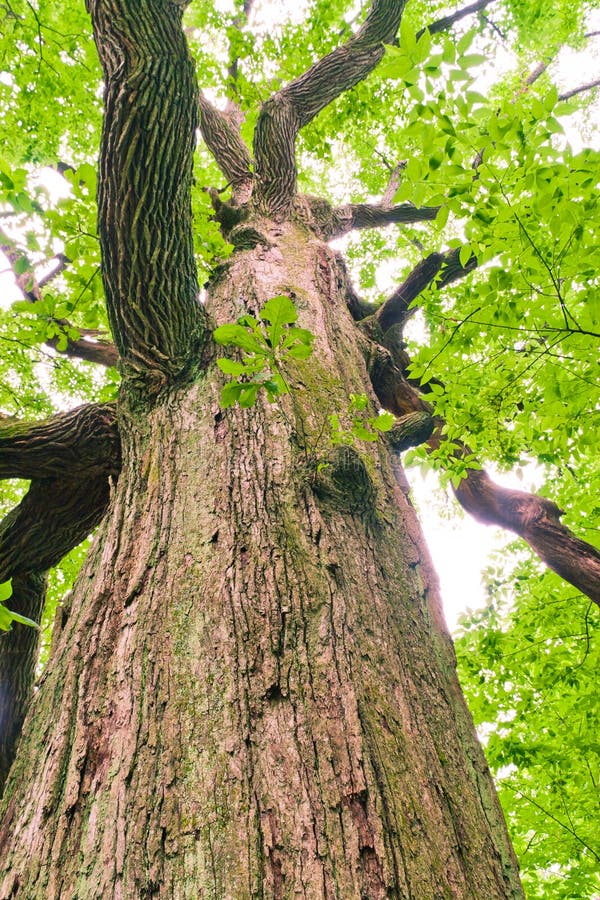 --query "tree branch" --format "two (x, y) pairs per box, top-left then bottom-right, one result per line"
(0, 402), (122, 788)
(417, 0), (496, 40)
(372, 246), (477, 332)
(0, 402), (120, 480)
(364, 335), (600, 606)
(37, 253), (69, 289)
(253, 0), (405, 218)
(450, 467), (600, 605)
(198, 93), (253, 204)
(559, 78), (600, 101)
(88, 0), (208, 387)
(0, 473), (112, 580)
(326, 202), (440, 240)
